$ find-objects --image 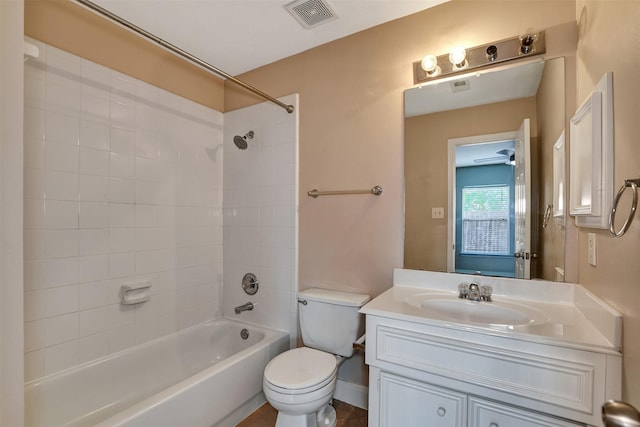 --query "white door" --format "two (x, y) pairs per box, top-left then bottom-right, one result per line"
(514, 118), (531, 279)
